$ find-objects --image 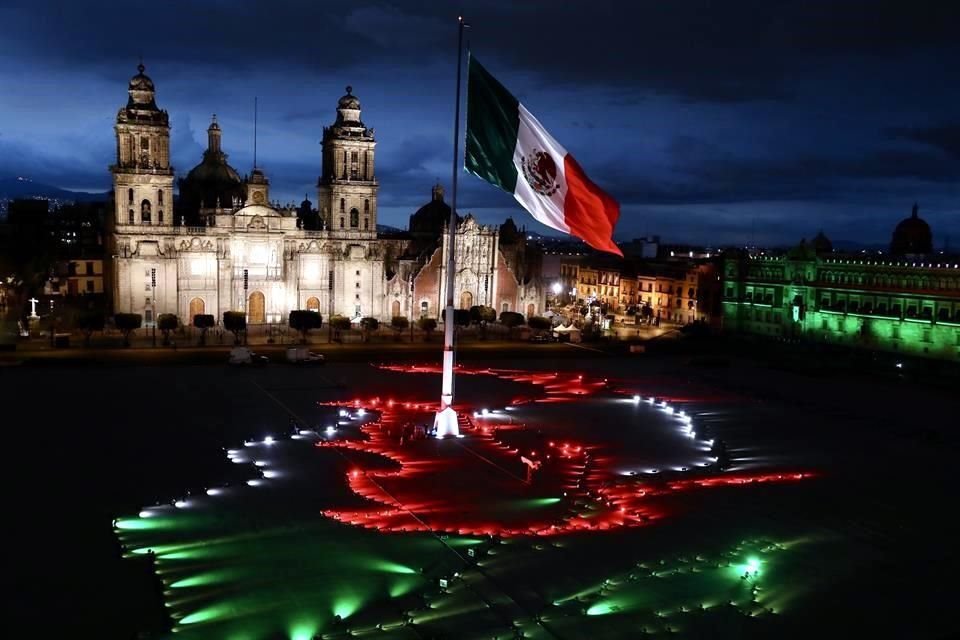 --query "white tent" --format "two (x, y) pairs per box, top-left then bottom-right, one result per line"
(552, 323), (582, 343)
